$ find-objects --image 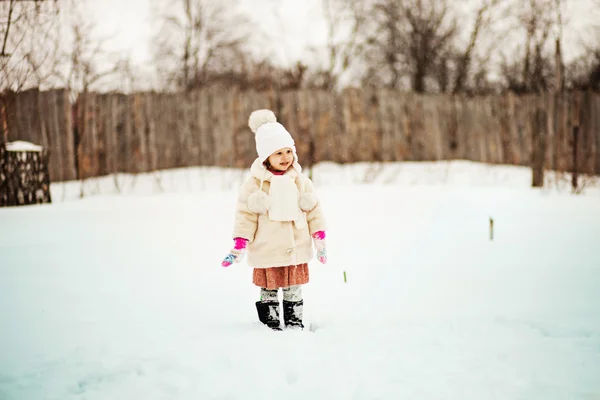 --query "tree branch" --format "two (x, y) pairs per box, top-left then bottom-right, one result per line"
(1, 0), (15, 57)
